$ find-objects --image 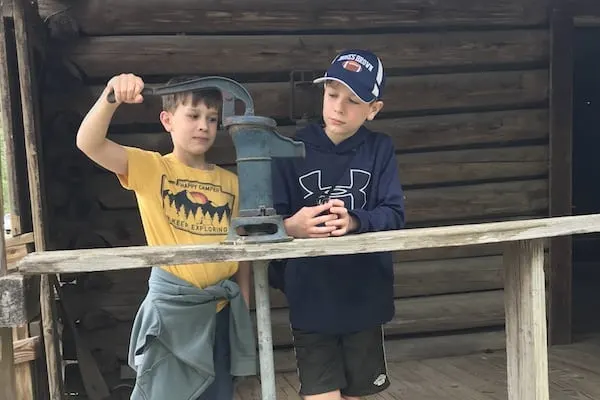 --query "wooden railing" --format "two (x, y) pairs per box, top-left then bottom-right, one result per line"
(2, 213), (600, 399)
